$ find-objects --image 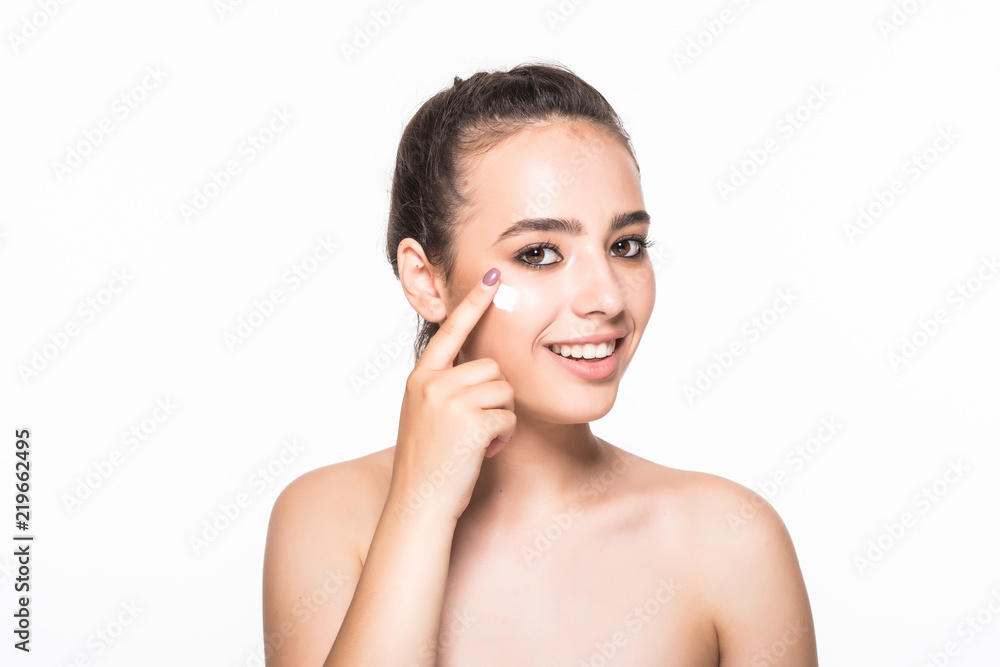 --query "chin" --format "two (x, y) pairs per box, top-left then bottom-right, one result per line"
(519, 387), (619, 424)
